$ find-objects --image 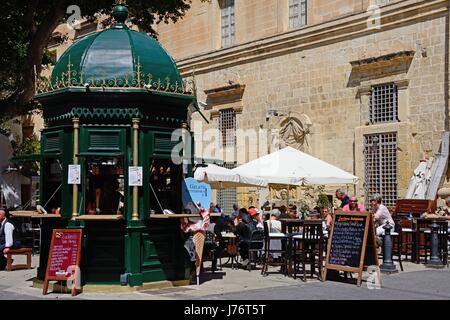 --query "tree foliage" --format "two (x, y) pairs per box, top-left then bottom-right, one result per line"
(0, 0), (199, 118)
